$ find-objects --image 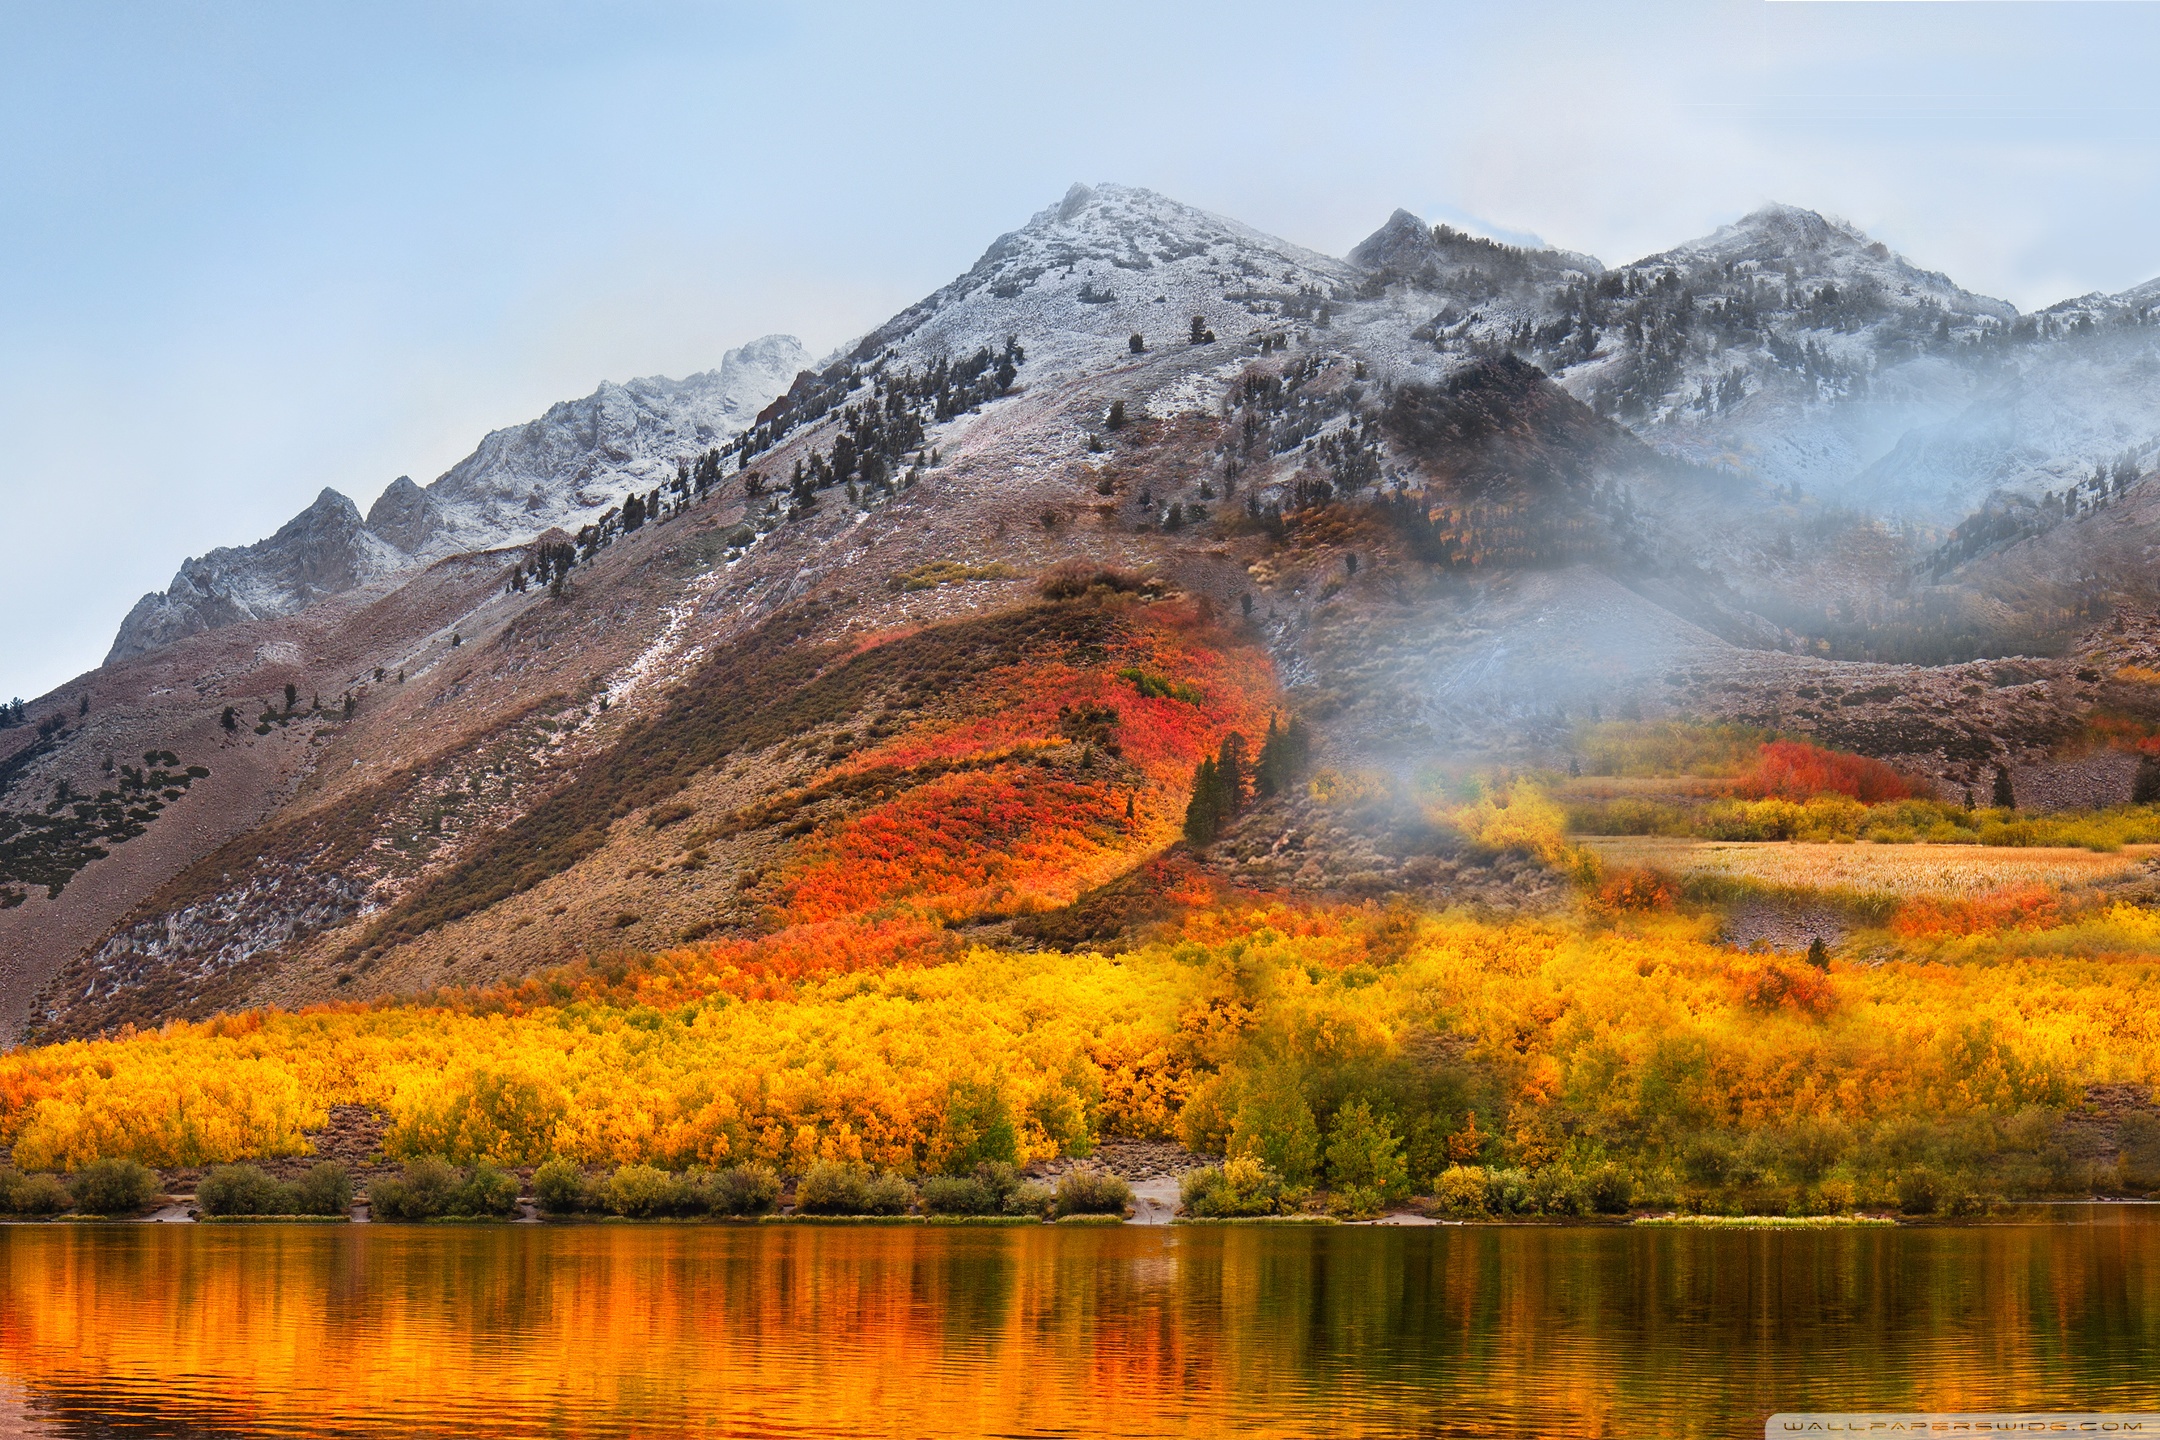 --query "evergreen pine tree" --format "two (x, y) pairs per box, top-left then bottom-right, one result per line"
(1183, 758), (1226, 846)
(2135, 756), (2160, 806)
(1129, 333), (1145, 355)
(1218, 733), (1248, 815)
(1254, 714), (1312, 798)
(1992, 764), (2016, 809)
